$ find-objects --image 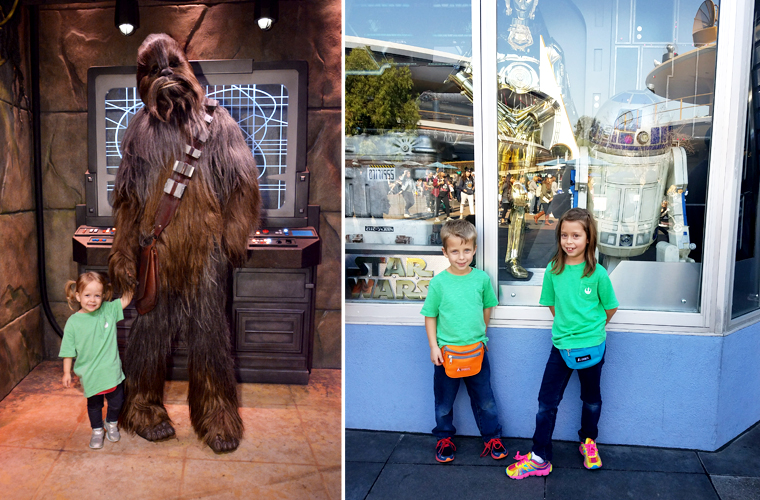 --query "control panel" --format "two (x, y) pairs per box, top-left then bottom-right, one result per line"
(249, 227), (317, 248)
